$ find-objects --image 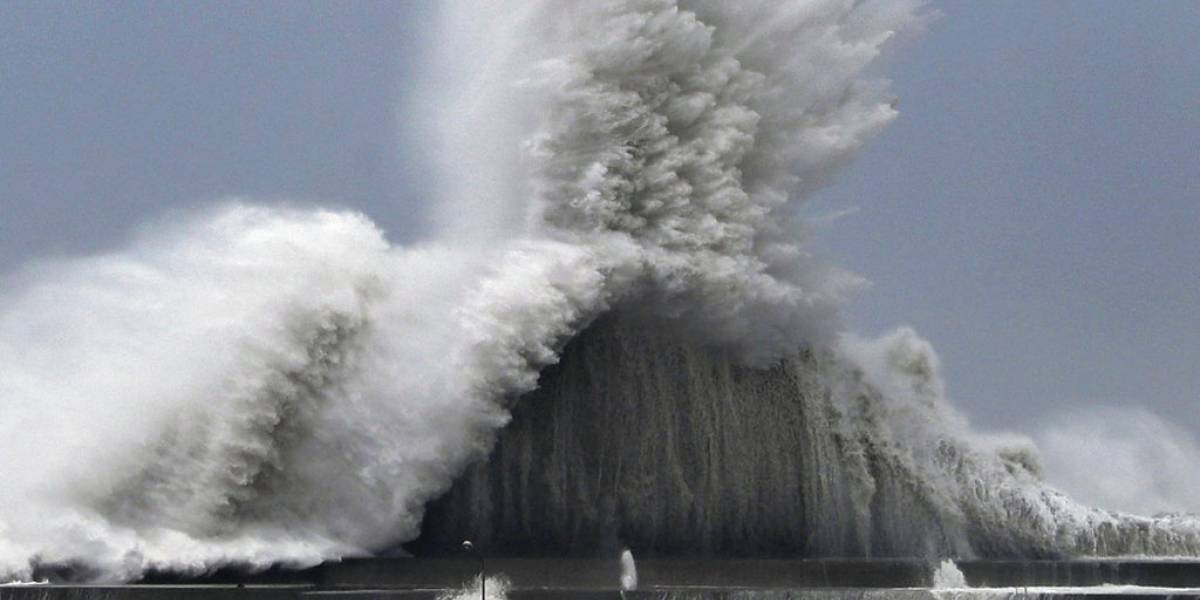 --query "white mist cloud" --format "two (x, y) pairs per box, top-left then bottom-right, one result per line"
(1035, 406), (1200, 516)
(418, 0), (927, 362)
